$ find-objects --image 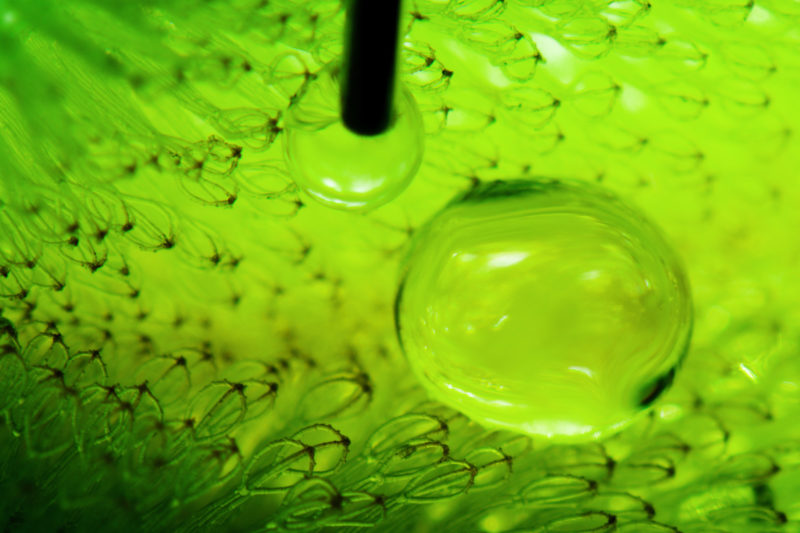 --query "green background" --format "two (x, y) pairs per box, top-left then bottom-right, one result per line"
(0, 0), (799, 531)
